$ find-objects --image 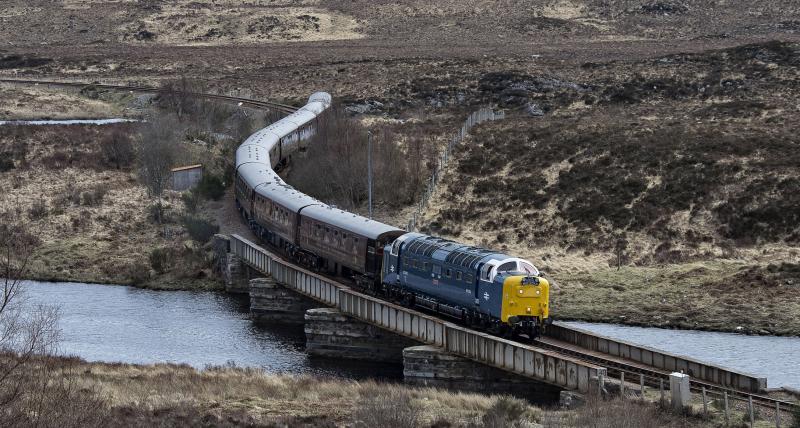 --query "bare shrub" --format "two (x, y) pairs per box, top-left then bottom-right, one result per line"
(149, 248), (170, 274)
(81, 184), (108, 207)
(564, 396), (699, 428)
(0, 219), (107, 426)
(791, 404), (800, 428)
(70, 210), (92, 231)
(182, 215), (219, 243)
(100, 128), (135, 169)
(290, 103), (421, 210)
(352, 385), (420, 428)
(481, 395), (531, 428)
(28, 197), (48, 220)
(194, 174), (225, 201)
(137, 114), (181, 223)
(181, 191), (200, 213)
(0, 154), (14, 172)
